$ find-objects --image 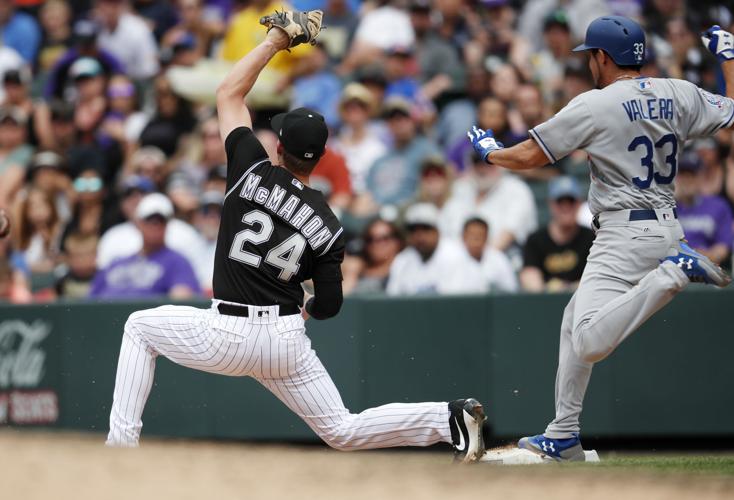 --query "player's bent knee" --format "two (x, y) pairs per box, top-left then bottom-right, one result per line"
(124, 310), (149, 339)
(575, 345), (609, 364)
(317, 422), (358, 451)
(321, 436), (354, 451)
(572, 325), (613, 363)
